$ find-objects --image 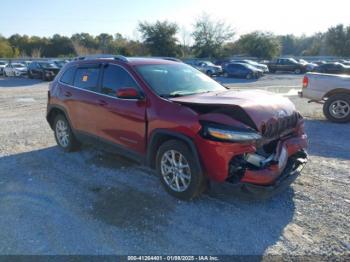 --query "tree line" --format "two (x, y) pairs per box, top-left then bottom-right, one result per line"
(1, 15), (350, 60)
